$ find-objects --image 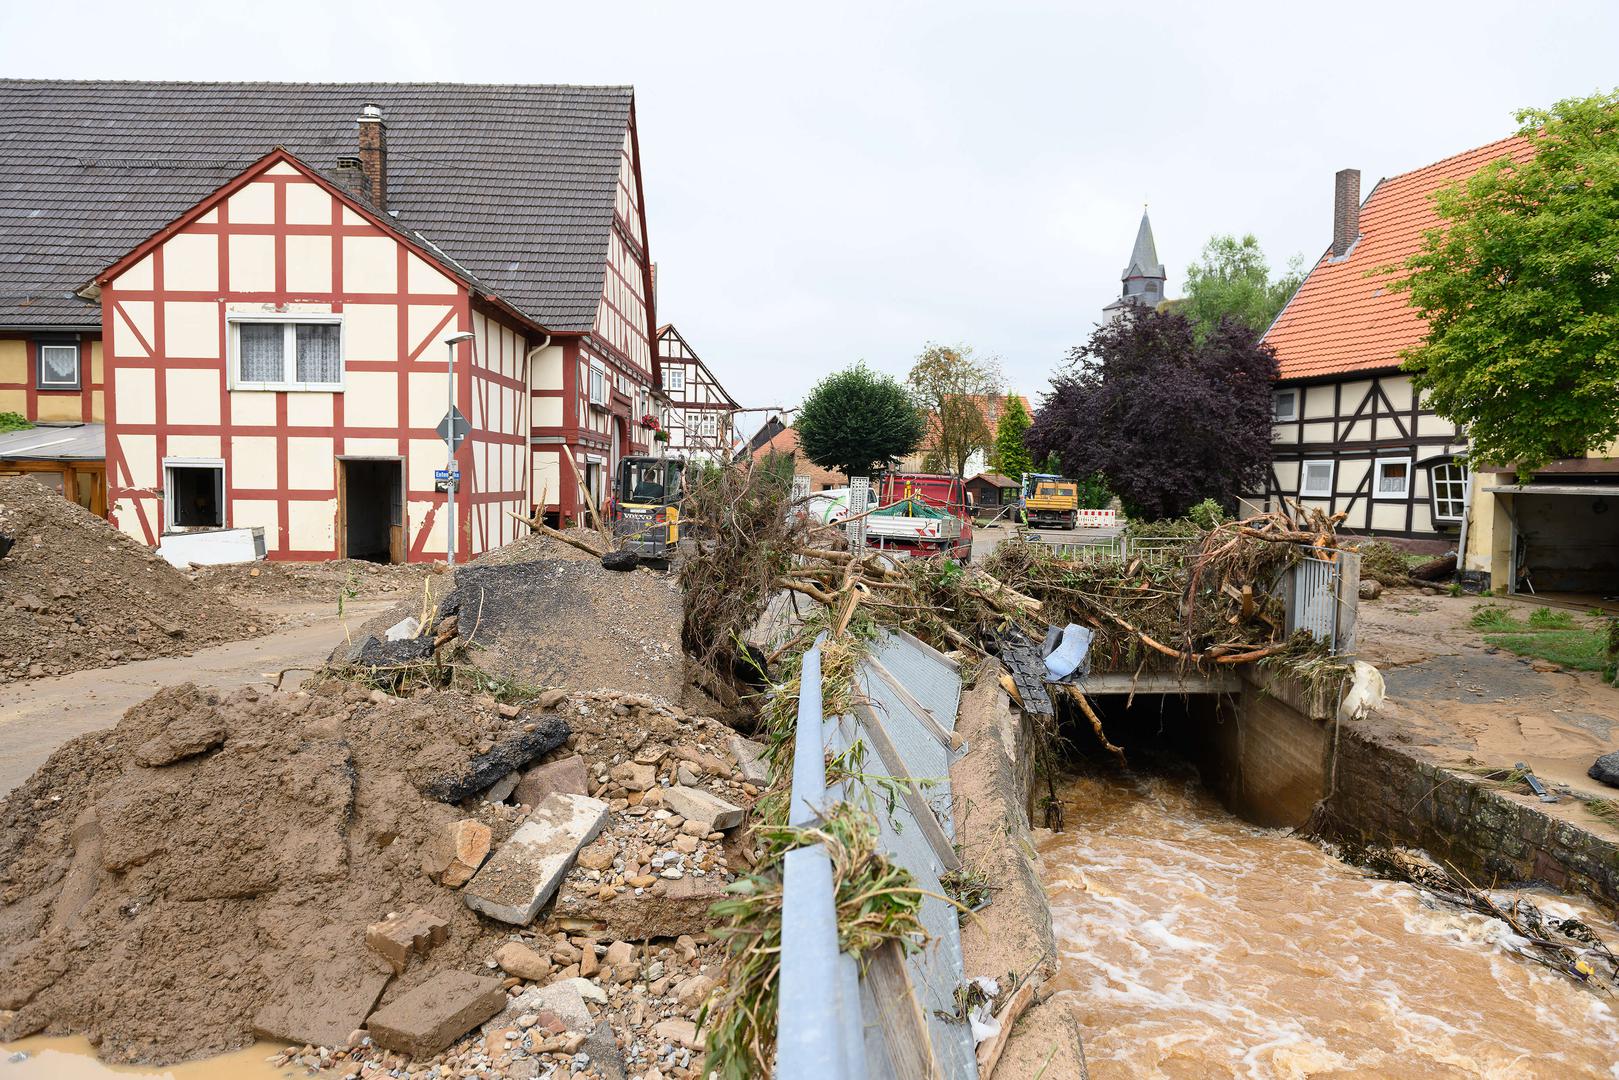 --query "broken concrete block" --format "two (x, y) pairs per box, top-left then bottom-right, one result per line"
(516, 980), (593, 1030)
(553, 875), (727, 940)
(462, 793), (609, 924)
(559, 976), (608, 1006)
(493, 941), (552, 981)
(253, 964), (390, 1049)
(609, 761), (656, 792)
(385, 616), (422, 641)
(366, 971), (507, 1059)
(357, 635), (434, 668)
(662, 786), (744, 831)
(133, 714), (226, 767)
(511, 757), (589, 806)
(365, 909), (449, 975)
(420, 716), (572, 803)
(422, 819), (493, 888)
(727, 734), (771, 785)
